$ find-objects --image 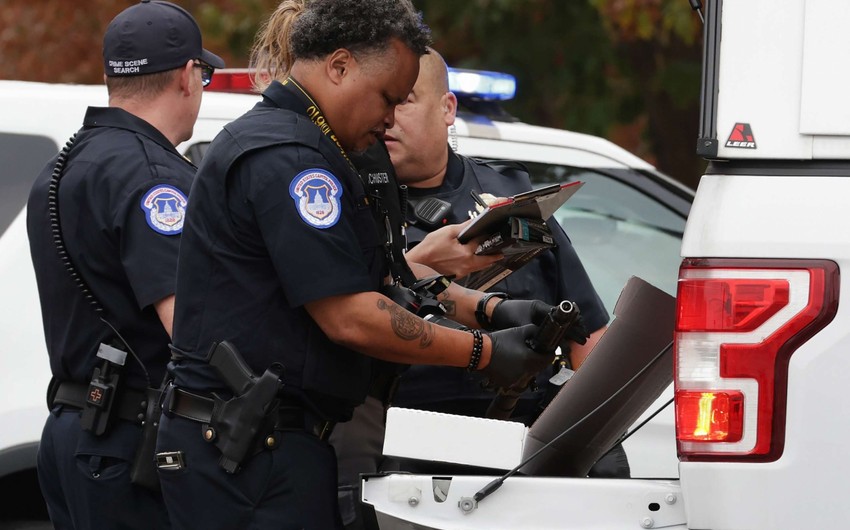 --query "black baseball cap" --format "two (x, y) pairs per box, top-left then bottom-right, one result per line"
(103, 0), (225, 77)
